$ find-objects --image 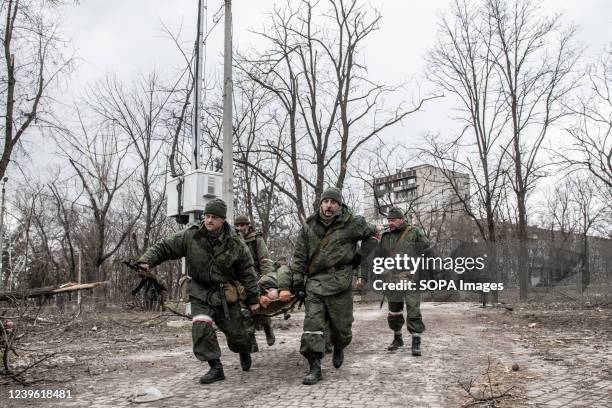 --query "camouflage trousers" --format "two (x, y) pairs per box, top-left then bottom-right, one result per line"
(243, 312), (272, 335)
(387, 291), (425, 334)
(300, 287), (354, 358)
(190, 295), (251, 361)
